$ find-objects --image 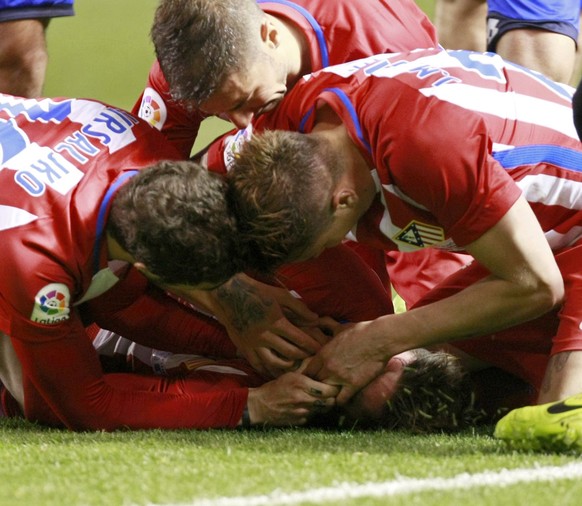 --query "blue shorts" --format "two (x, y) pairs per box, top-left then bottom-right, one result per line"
(0, 0), (74, 22)
(487, 0), (580, 50)
(574, 81), (582, 140)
